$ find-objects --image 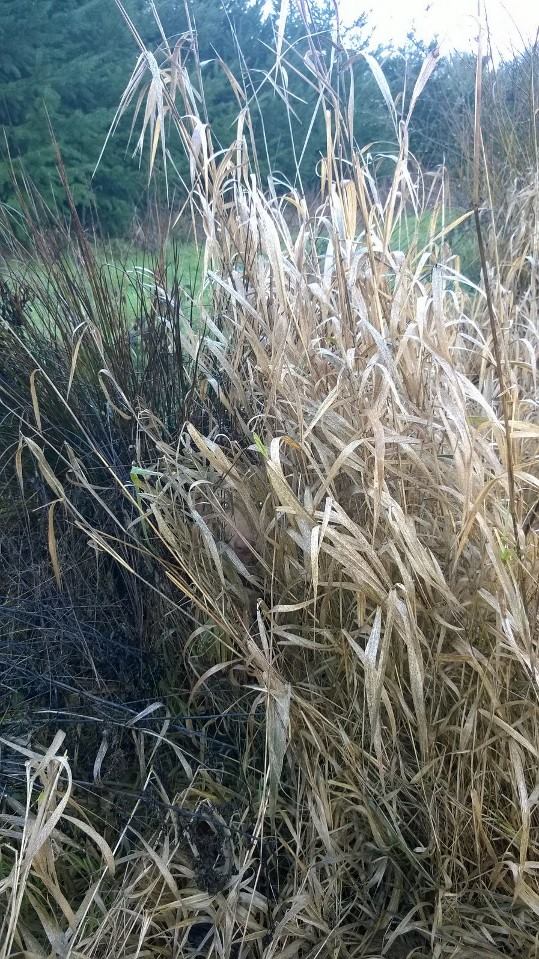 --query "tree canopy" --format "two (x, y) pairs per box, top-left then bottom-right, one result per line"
(1, 0), (530, 236)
